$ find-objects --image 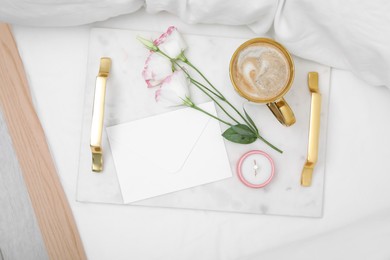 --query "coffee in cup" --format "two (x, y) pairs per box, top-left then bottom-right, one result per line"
(230, 38), (296, 126)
